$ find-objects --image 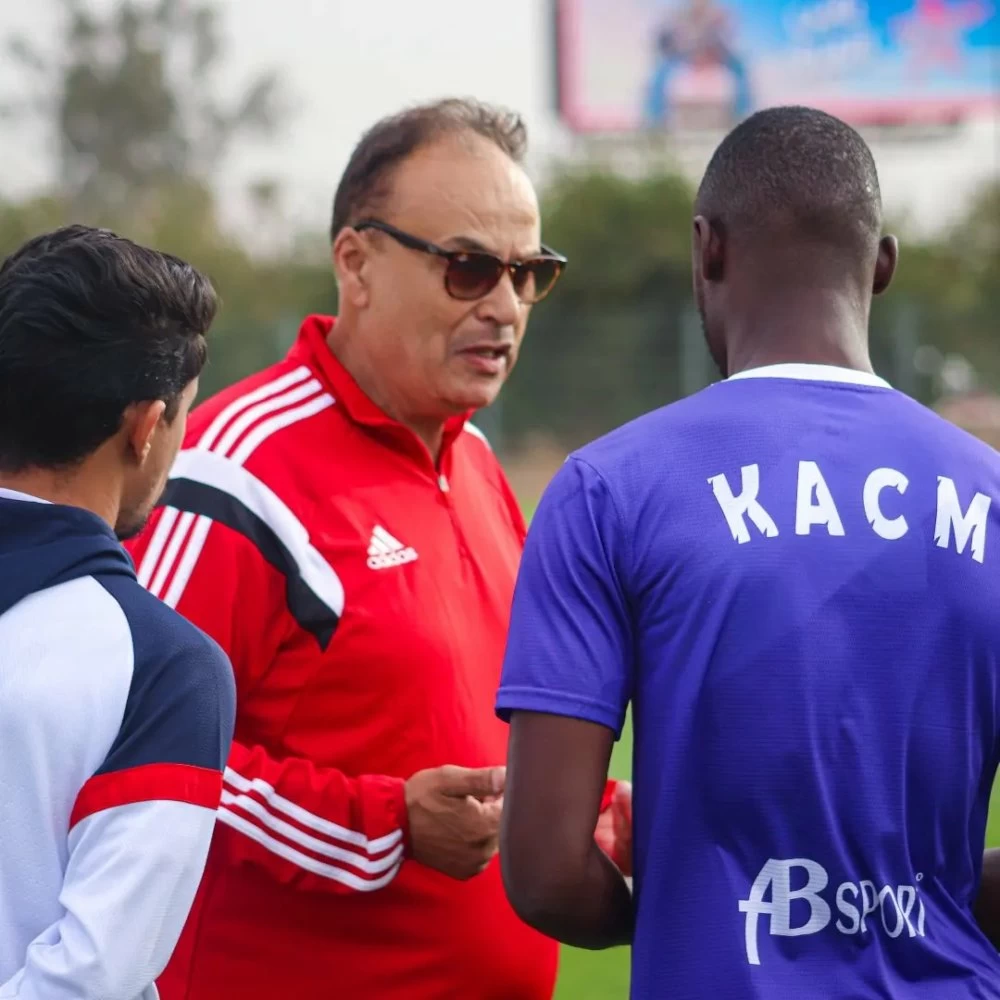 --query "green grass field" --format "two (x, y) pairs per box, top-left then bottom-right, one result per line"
(552, 715), (1000, 999)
